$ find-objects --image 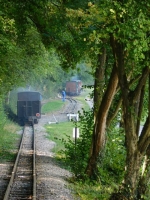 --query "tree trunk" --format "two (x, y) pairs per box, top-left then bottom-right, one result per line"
(120, 71), (150, 198)
(110, 35), (150, 199)
(137, 147), (150, 199)
(85, 64), (118, 178)
(93, 48), (106, 116)
(137, 74), (150, 199)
